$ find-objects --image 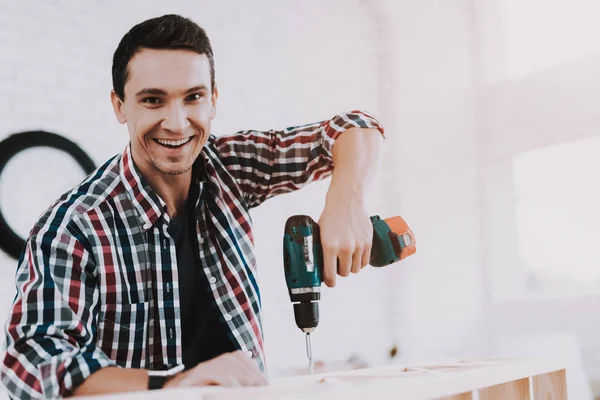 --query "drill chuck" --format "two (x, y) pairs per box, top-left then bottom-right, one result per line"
(293, 301), (319, 332)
